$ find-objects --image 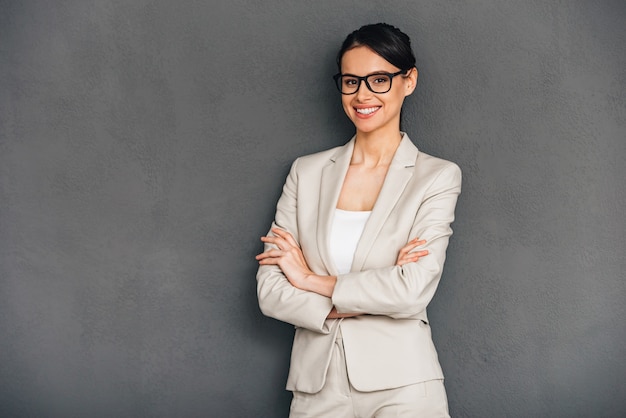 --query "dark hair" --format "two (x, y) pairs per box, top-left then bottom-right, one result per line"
(336, 23), (416, 72)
